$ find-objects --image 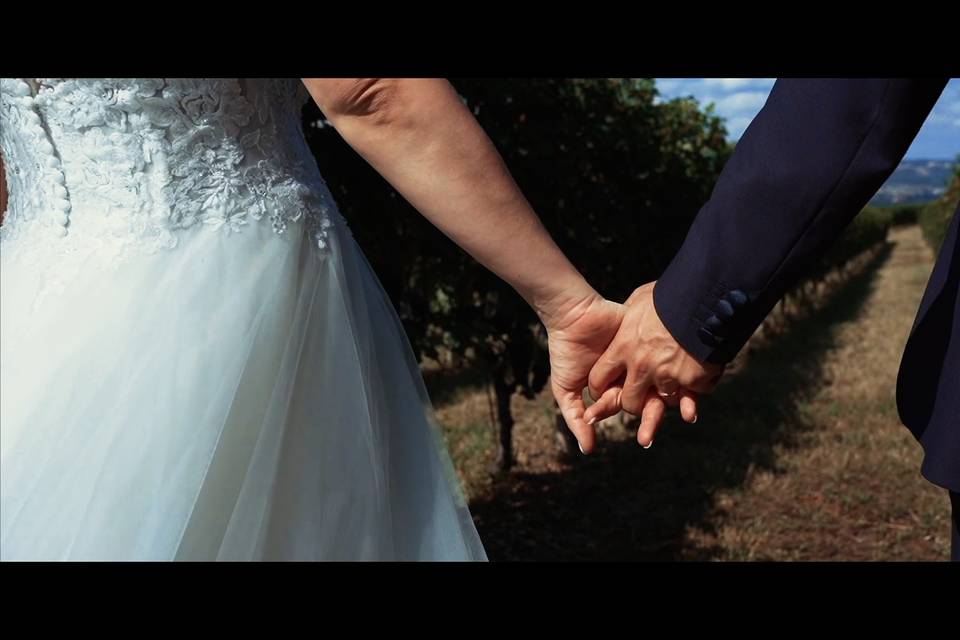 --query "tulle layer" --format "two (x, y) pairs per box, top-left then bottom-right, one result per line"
(0, 217), (486, 561)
